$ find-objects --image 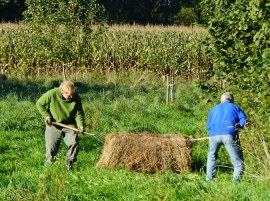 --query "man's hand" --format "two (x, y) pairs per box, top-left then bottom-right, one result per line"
(79, 126), (85, 134)
(233, 123), (241, 131)
(45, 116), (52, 126)
(228, 123), (242, 131)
